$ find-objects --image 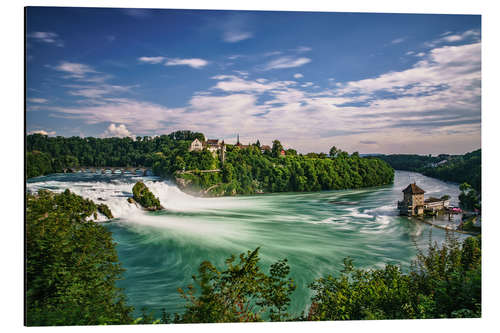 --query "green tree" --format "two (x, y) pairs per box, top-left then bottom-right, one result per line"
(459, 182), (480, 211)
(329, 146), (339, 158)
(271, 140), (284, 158)
(222, 162), (234, 183)
(307, 234), (481, 320)
(177, 248), (295, 323)
(26, 190), (133, 326)
(132, 181), (162, 210)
